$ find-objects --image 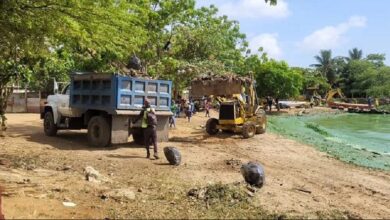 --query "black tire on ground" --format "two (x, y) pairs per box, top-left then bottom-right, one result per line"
(242, 122), (256, 139)
(87, 116), (111, 147)
(256, 122), (267, 134)
(132, 128), (144, 145)
(222, 129), (234, 133)
(44, 111), (58, 136)
(206, 118), (219, 135)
